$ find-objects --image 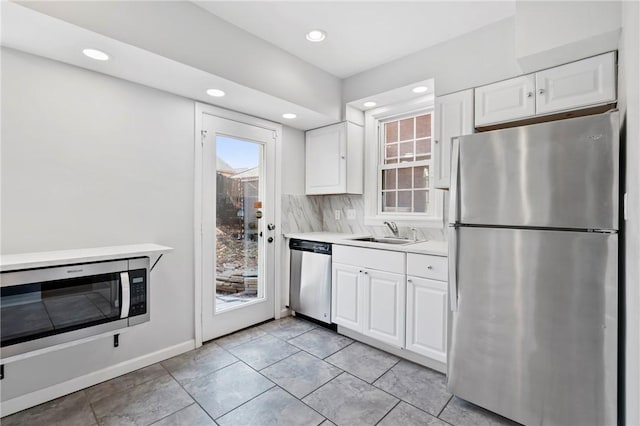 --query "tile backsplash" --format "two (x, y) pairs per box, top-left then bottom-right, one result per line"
(282, 194), (445, 241)
(281, 194), (323, 233)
